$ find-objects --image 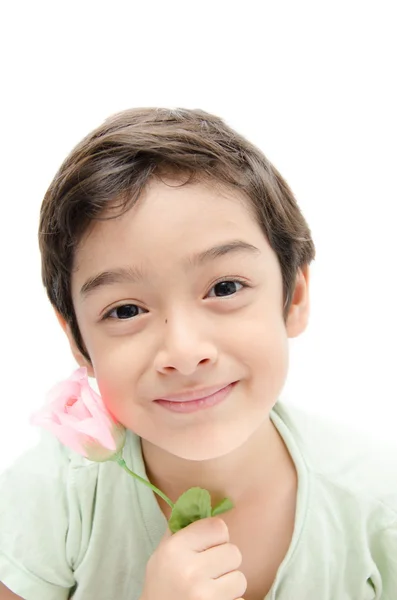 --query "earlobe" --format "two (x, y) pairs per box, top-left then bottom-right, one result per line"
(54, 310), (94, 376)
(286, 266), (310, 339)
